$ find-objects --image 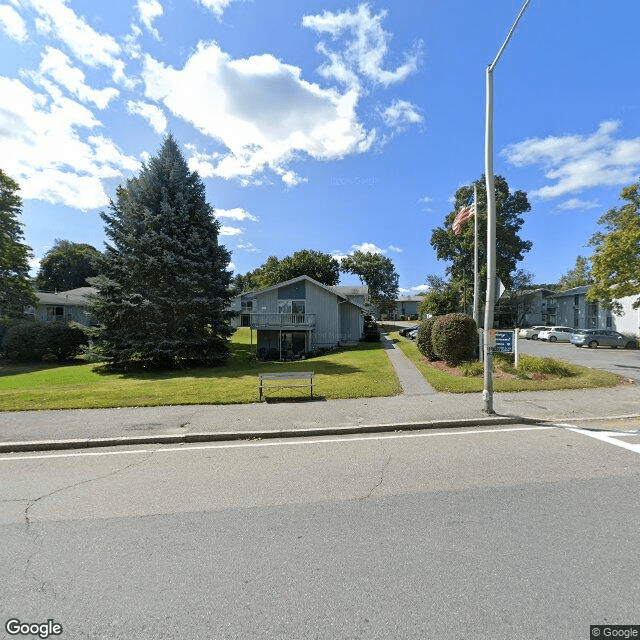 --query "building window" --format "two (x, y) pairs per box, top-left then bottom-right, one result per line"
(574, 295), (579, 306)
(606, 315), (612, 328)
